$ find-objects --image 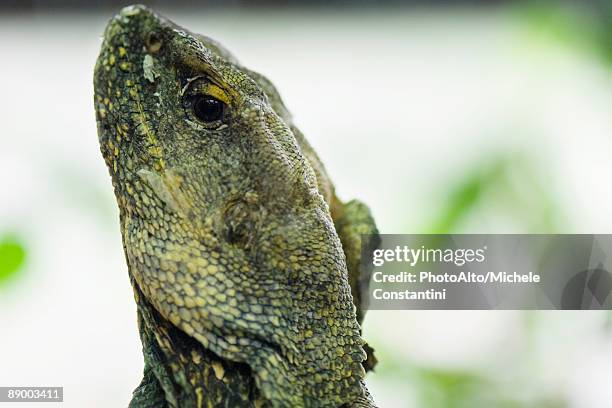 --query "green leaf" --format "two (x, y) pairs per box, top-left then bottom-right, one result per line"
(0, 235), (27, 283)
